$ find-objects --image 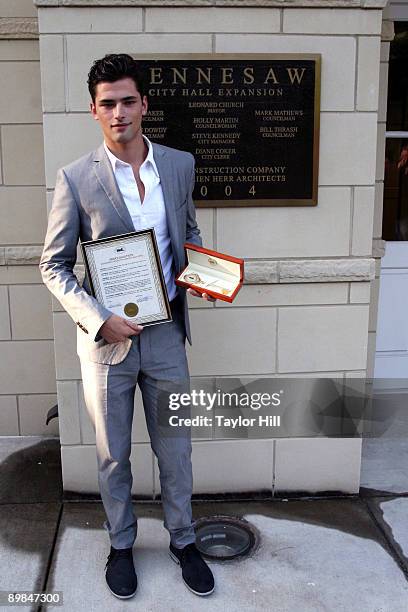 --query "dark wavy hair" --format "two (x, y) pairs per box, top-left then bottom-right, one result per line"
(87, 54), (146, 102)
